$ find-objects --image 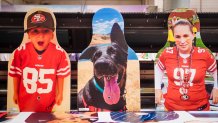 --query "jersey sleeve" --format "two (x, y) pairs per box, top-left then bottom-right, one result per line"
(157, 50), (166, 70)
(56, 51), (71, 78)
(9, 49), (22, 78)
(155, 63), (164, 89)
(206, 50), (217, 73)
